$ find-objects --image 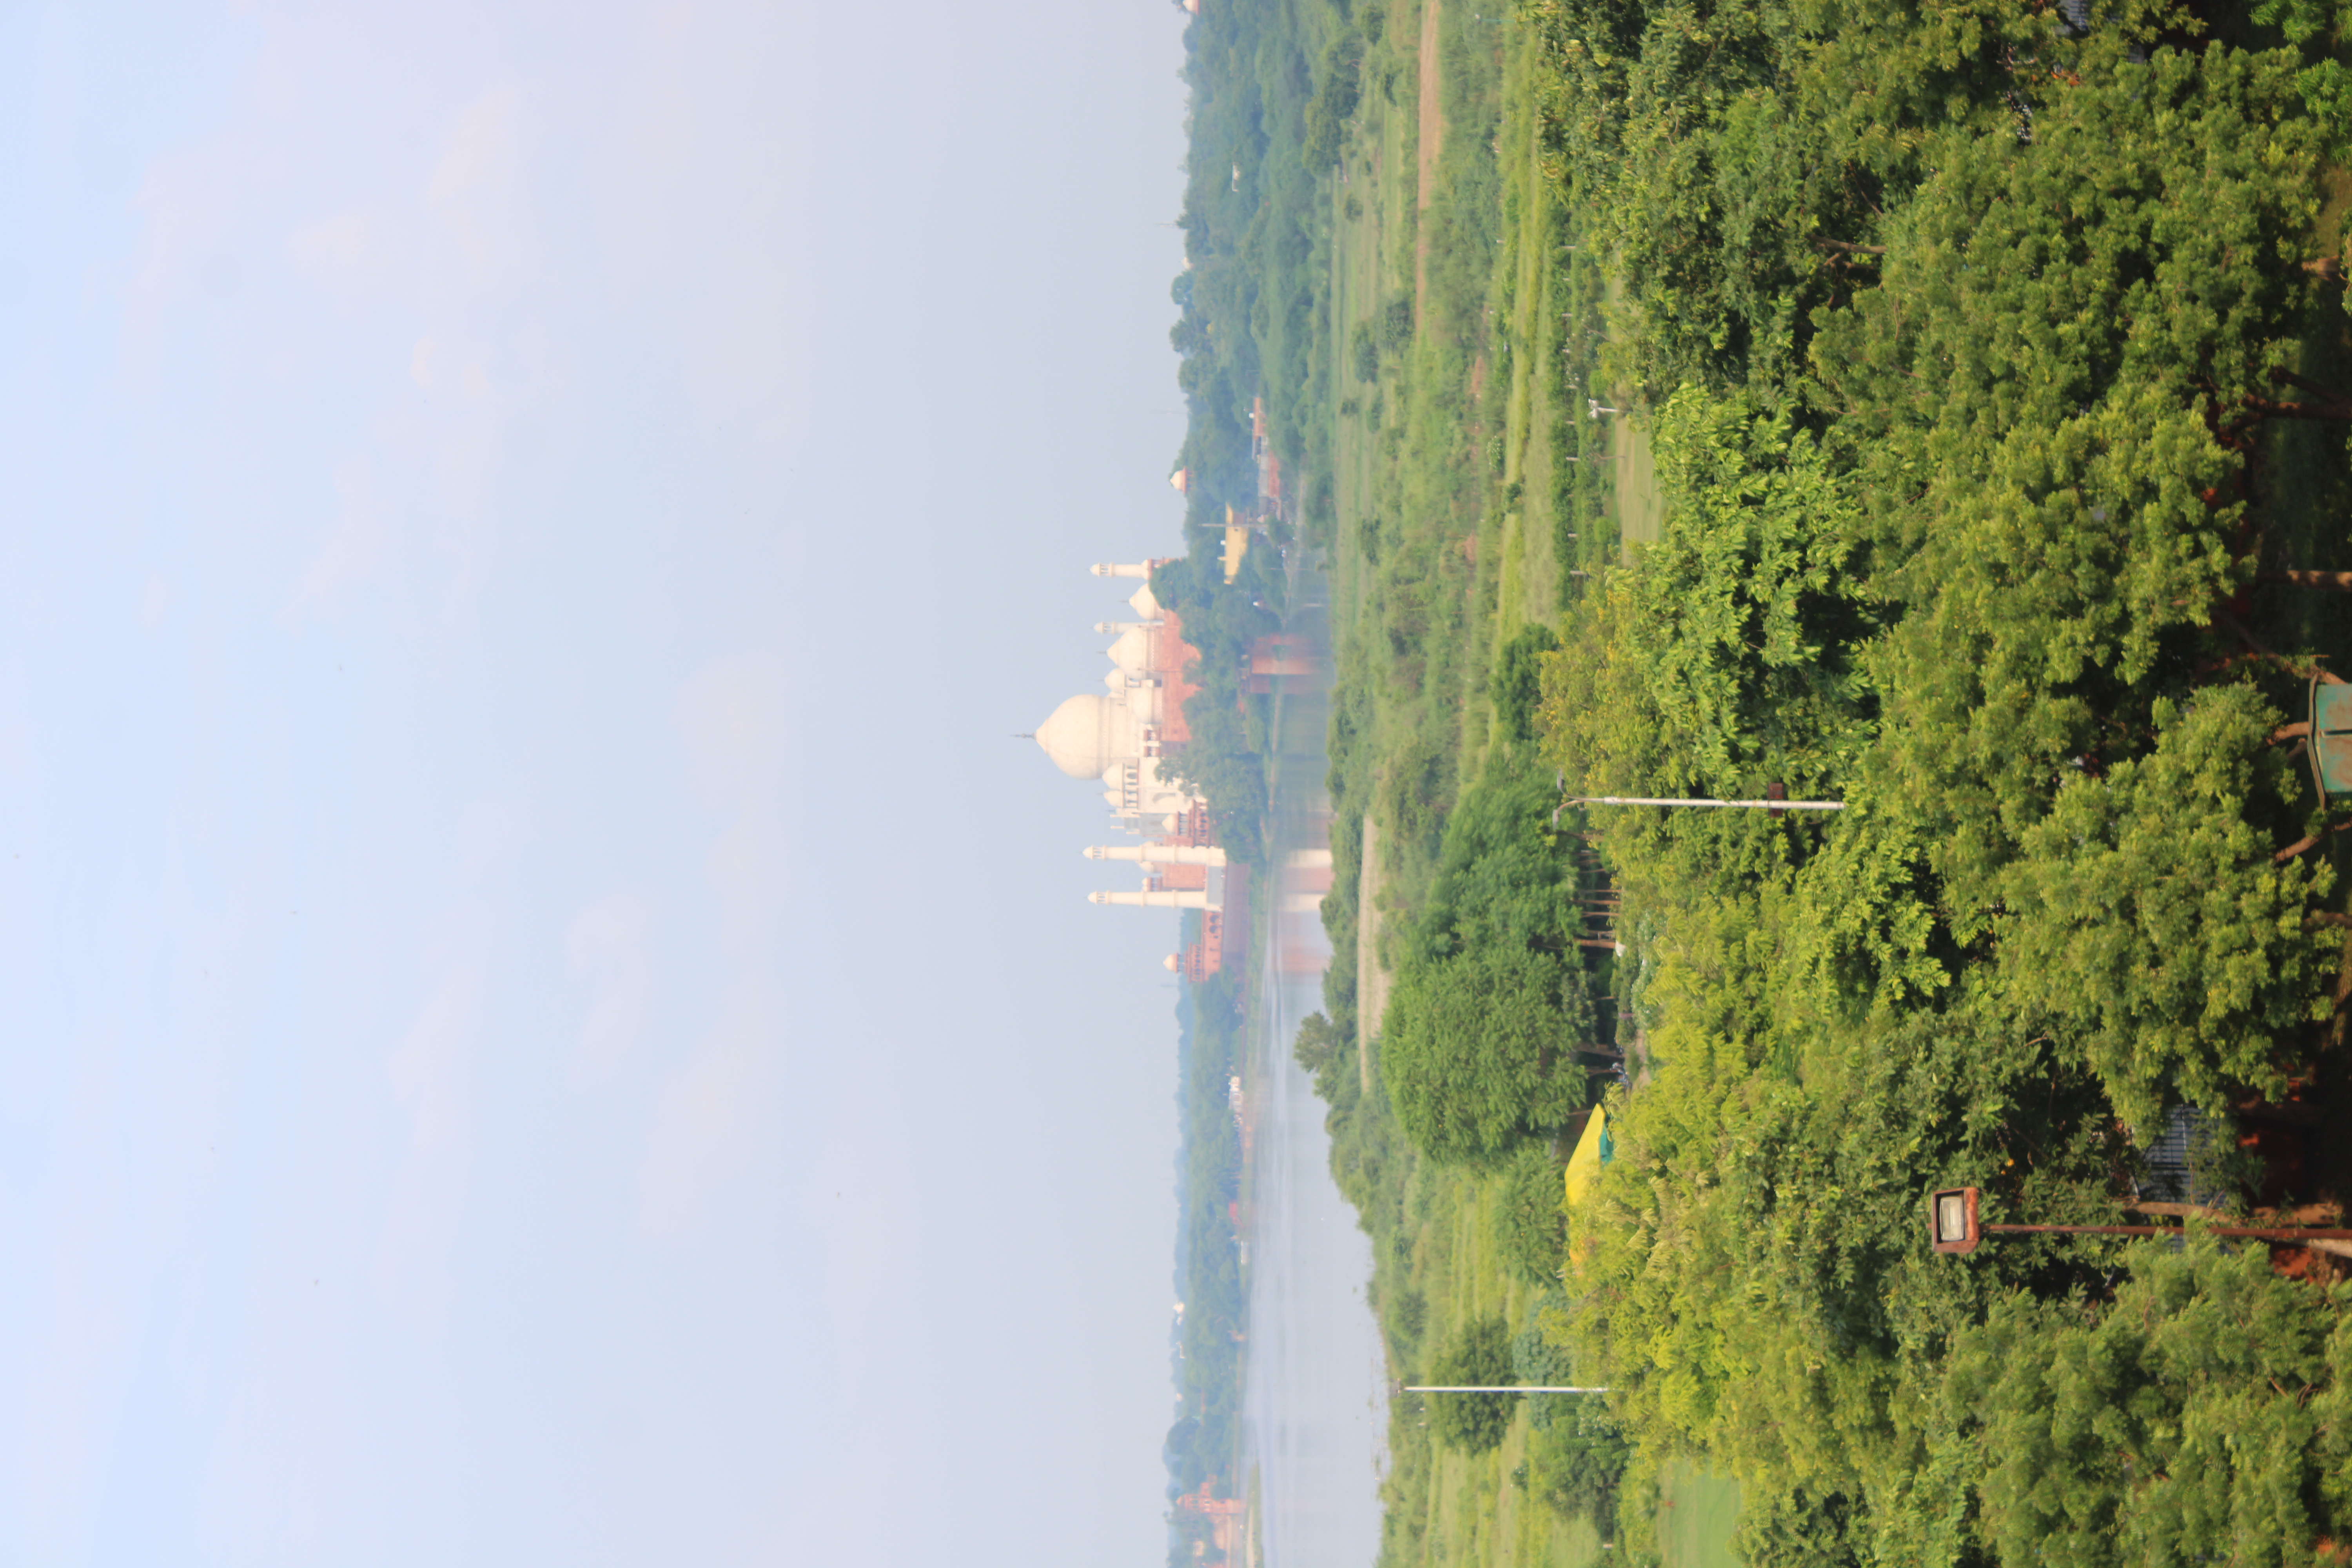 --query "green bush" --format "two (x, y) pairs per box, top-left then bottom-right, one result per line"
(1731, 1485), (1862, 1568)
(1428, 1314), (1516, 1452)
(1495, 1141), (1569, 1285)
(1383, 759), (1594, 1165)
(1945, 1235), (2352, 1568)
(1490, 623), (1561, 744)
(1291, 1010), (1360, 1112)
(1525, 1415), (1631, 1534)
(1379, 294), (1414, 352)
(1392, 1285), (1428, 1346)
